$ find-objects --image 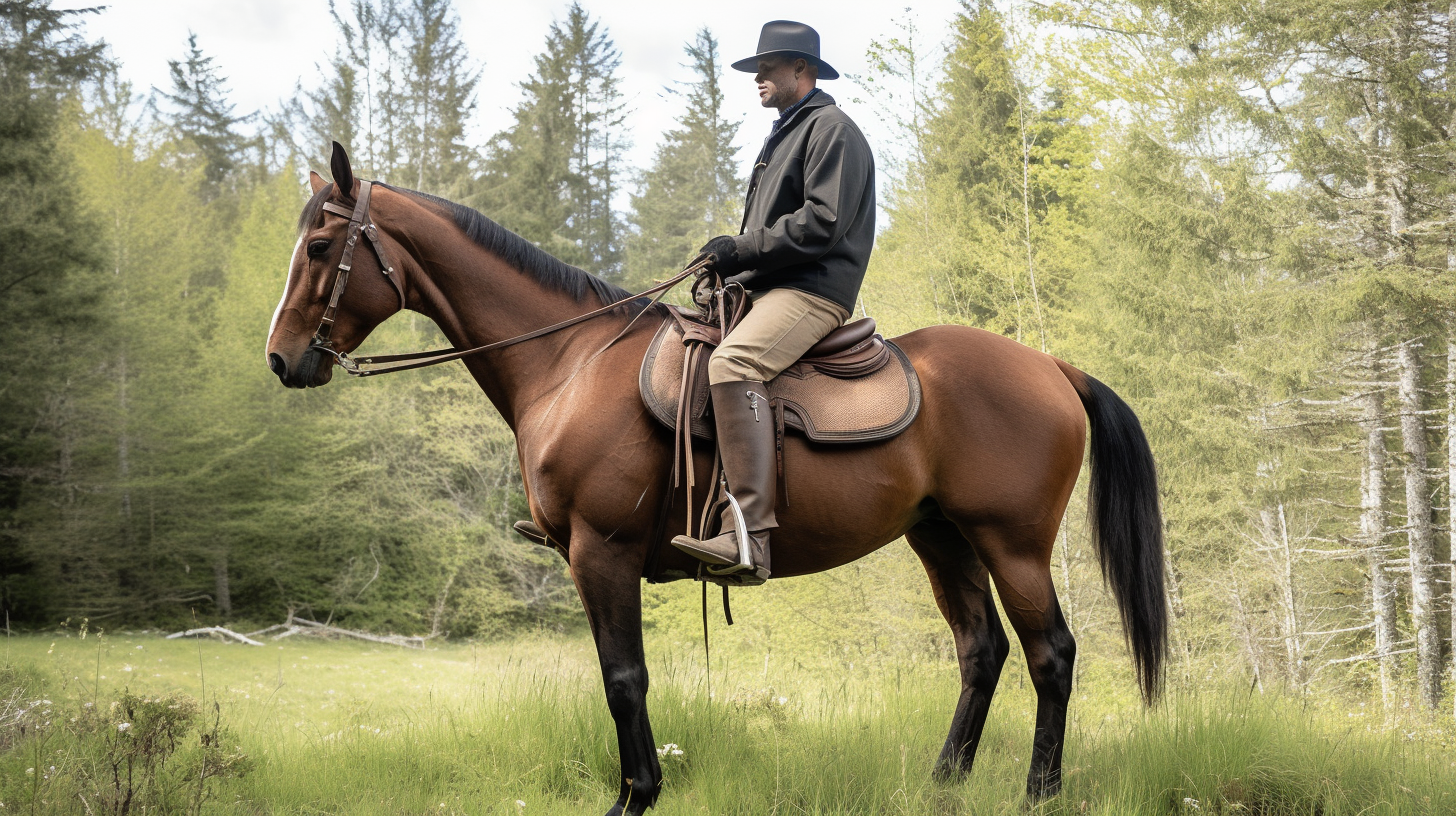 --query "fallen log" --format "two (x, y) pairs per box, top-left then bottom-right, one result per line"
(164, 626), (263, 646)
(285, 617), (428, 649)
(174, 615), (431, 649)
